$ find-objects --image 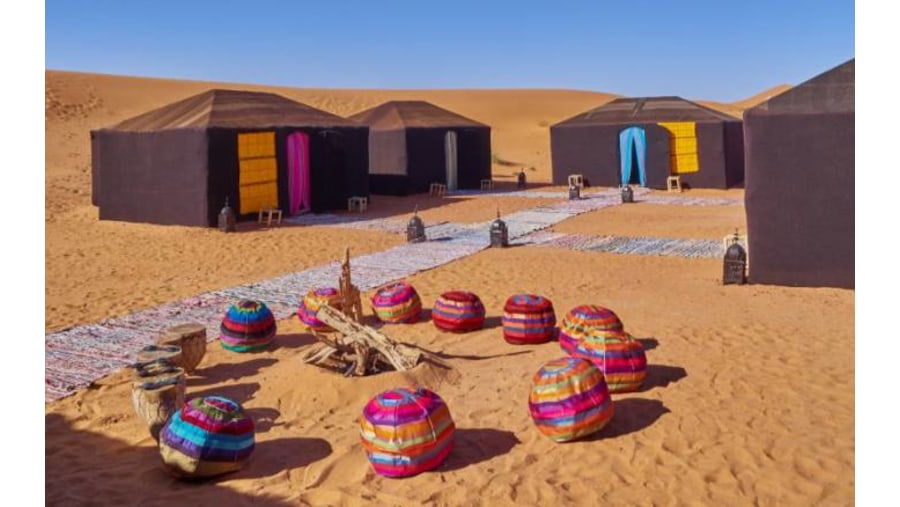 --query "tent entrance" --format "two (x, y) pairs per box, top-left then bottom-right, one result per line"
(618, 127), (647, 186)
(286, 132), (311, 215)
(445, 131), (458, 191)
(237, 131), (279, 214)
